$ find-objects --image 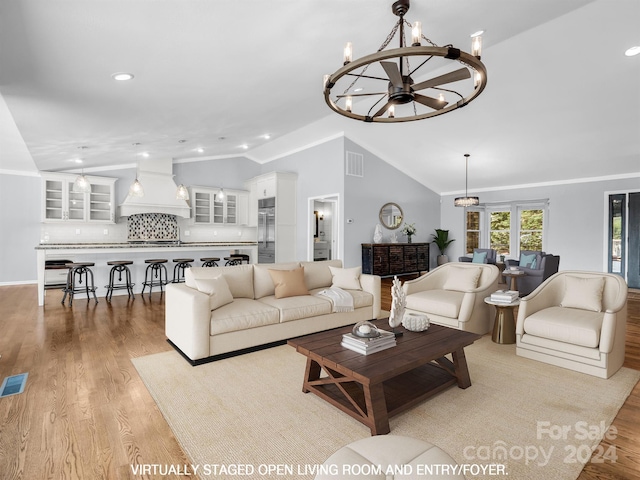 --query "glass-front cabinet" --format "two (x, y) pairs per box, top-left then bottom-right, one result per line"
(190, 187), (247, 225)
(41, 172), (116, 223)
